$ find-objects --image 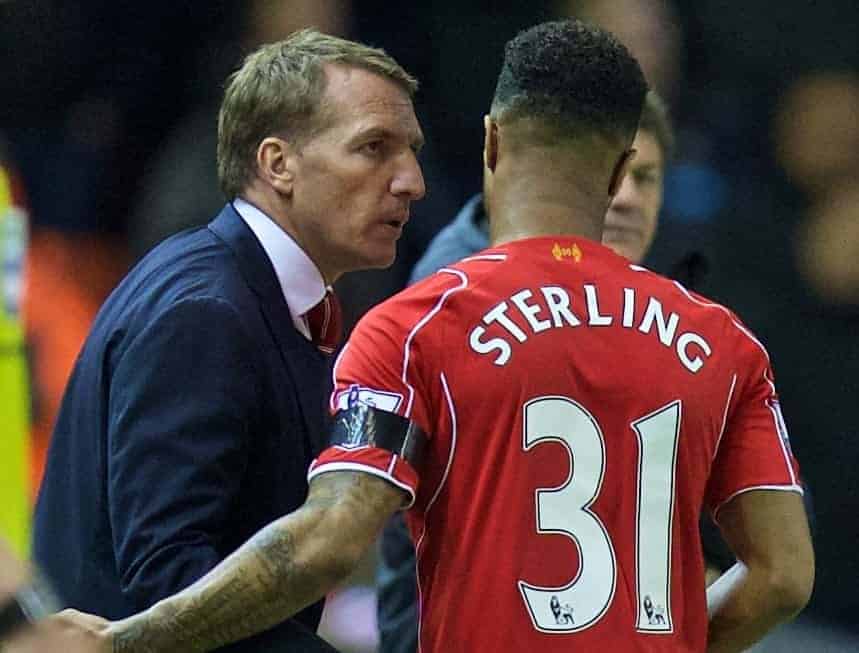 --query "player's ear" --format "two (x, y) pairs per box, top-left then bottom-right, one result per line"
(483, 115), (499, 173)
(608, 148), (636, 198)
(257, 136), (297, 197)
